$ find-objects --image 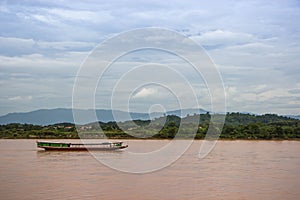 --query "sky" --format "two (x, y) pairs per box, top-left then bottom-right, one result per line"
(0, 0), (300, 116)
